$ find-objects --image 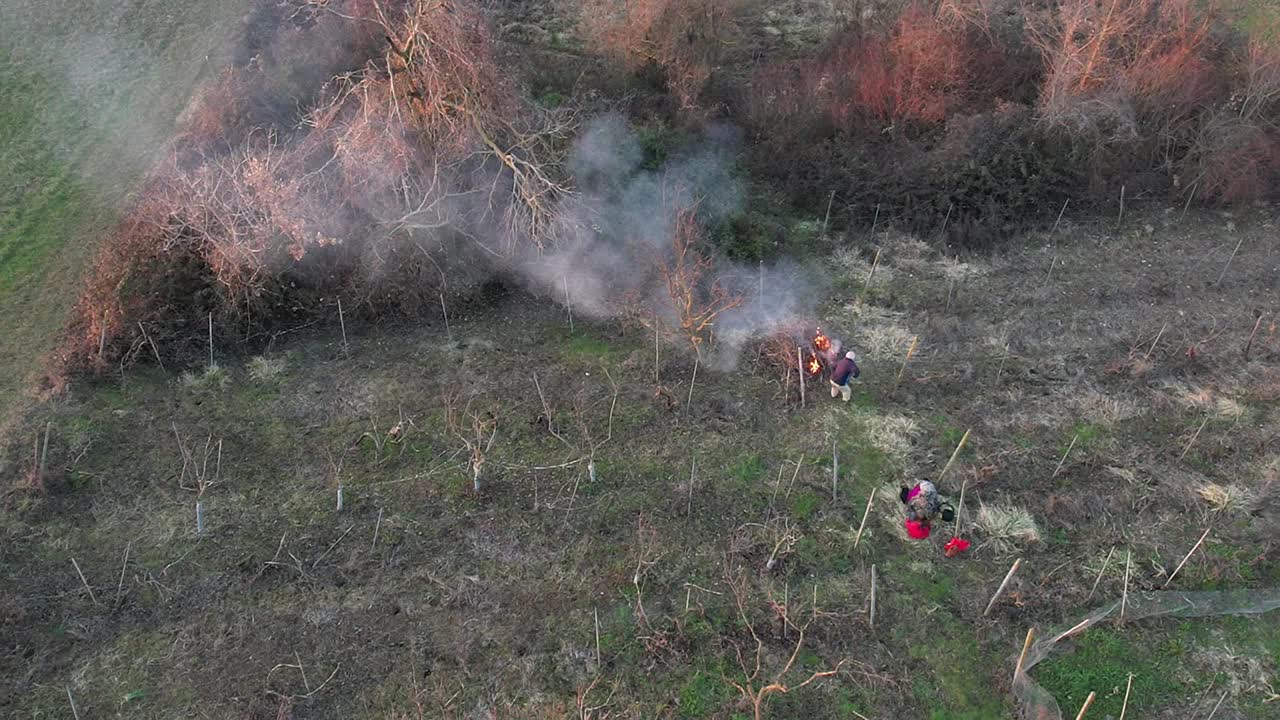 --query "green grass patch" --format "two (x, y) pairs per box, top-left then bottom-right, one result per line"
(1035, 627), (1192, 717)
